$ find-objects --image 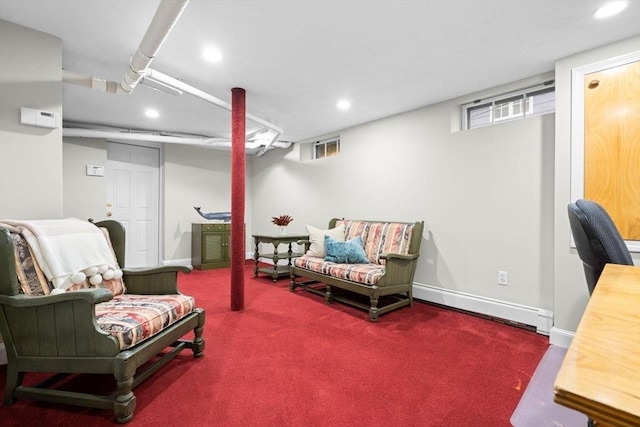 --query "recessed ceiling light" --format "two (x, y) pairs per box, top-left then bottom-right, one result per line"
(337, 100), (351, 110)
(594, 1), (628, 19)
(202, 47), (223, 63)
(145, 109), (159, 118)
